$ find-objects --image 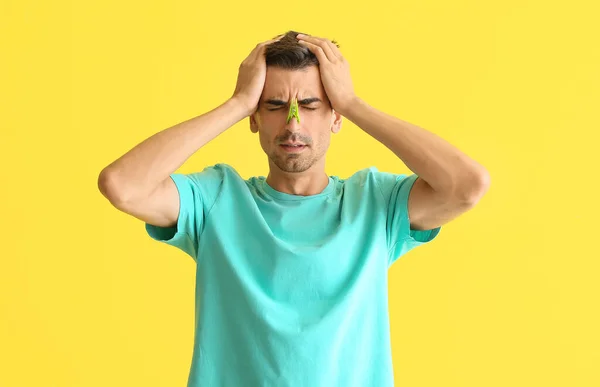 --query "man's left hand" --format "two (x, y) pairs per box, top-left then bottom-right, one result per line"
(296, 34), (357, 116)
